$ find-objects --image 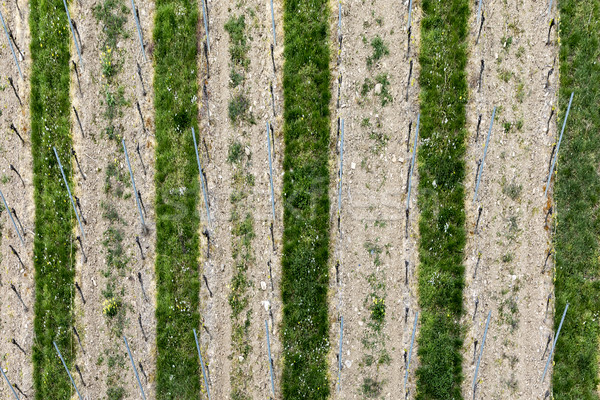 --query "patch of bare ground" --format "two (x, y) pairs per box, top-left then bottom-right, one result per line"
(328, 0), (422, 397)
(0, 0), (34, 397)
(198, 0), (284, 397)
(68, 0), (156, 397)
(462, 0), (557, 398)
